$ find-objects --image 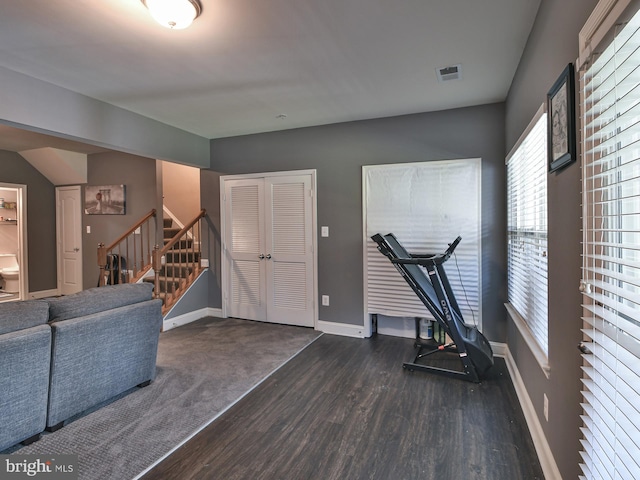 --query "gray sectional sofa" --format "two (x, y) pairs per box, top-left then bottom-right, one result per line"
(0, 283), (162, 452)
